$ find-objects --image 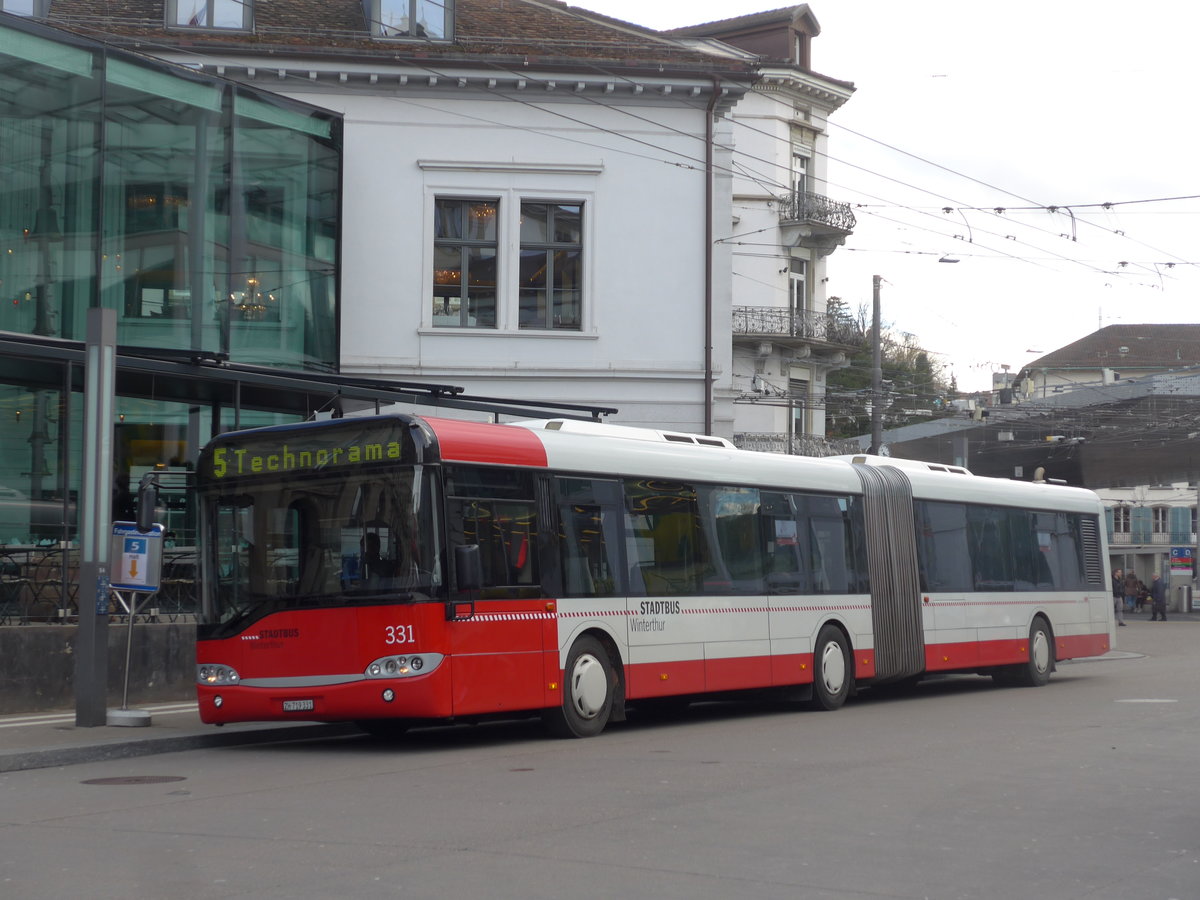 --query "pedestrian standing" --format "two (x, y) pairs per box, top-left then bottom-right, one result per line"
(1124, 570), (1139, 614)
(1149, 573), (1168, 621)
(1112, 568), (1126, 626)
